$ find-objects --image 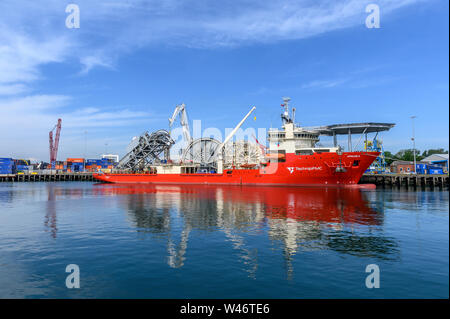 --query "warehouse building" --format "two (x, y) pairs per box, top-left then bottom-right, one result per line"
(421, 154), (449, 173)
